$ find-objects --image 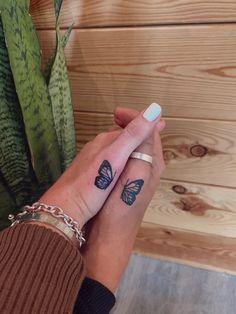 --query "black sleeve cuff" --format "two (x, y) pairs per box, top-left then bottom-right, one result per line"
(73, 277), (116, 314)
